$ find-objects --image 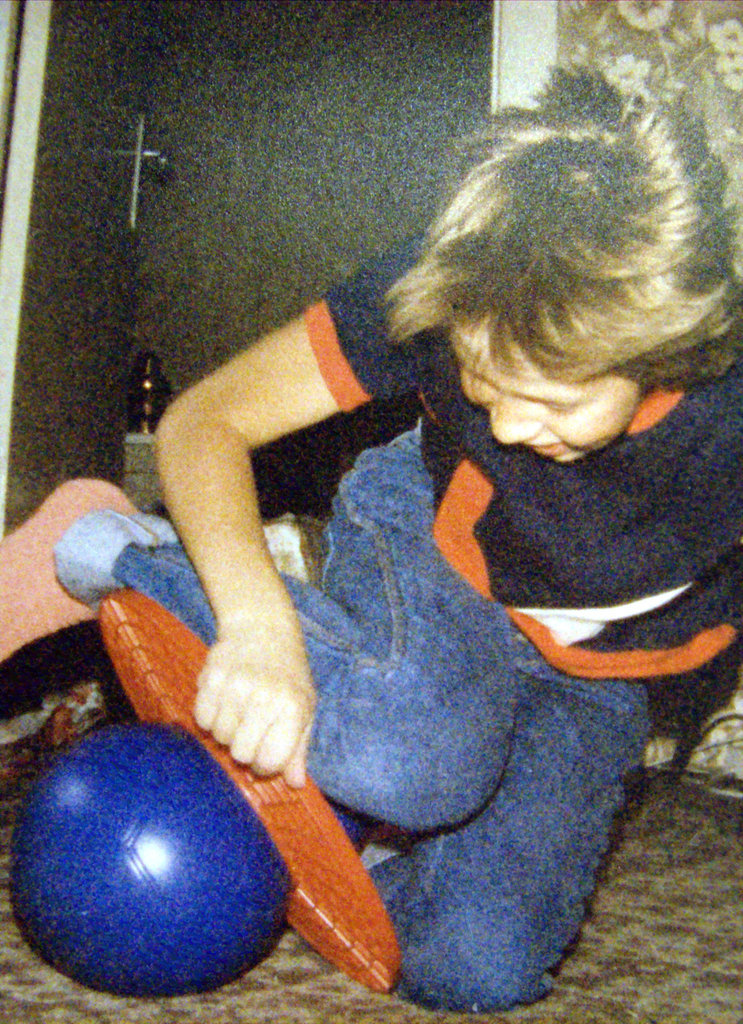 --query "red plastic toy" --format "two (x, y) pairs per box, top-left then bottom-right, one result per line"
(98, 589), (400, 993)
